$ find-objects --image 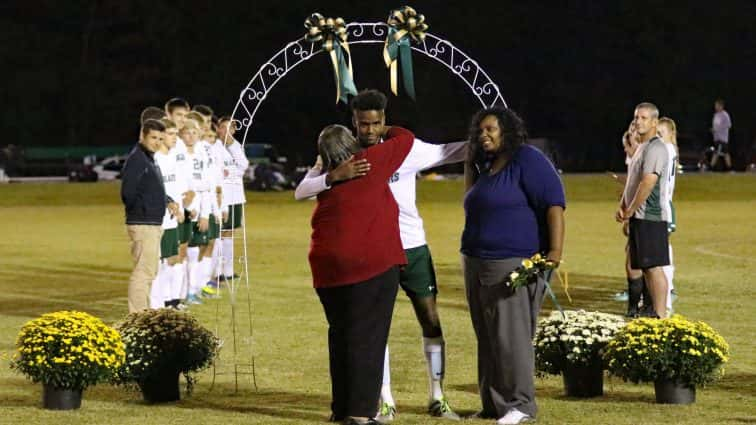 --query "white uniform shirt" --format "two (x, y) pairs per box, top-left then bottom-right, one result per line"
(223, 140), (249, 205)
(155, 150), (186, 229)
(201, 140), (228, 217)
(295, 138), (467, 249)
(712, 110), (731, 143)
(185, 144), (214, 221)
